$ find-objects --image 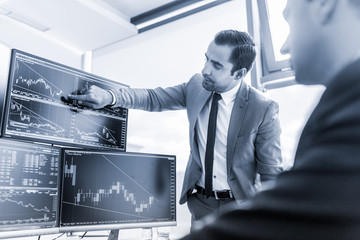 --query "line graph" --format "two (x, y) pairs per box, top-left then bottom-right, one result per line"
(14, 76), (63, 99)
(4, 50), (128, 150)
(12, 57), (75, 102)
(8, 98), (69, 137)
(73, 113), (120, 146)
(0, 189), (57, 225)
(0, 191), (50, 213)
